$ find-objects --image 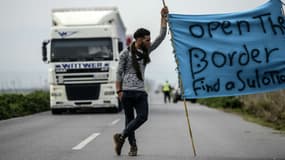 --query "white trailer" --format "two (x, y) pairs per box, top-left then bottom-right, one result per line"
(42, 7), (126, 114)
